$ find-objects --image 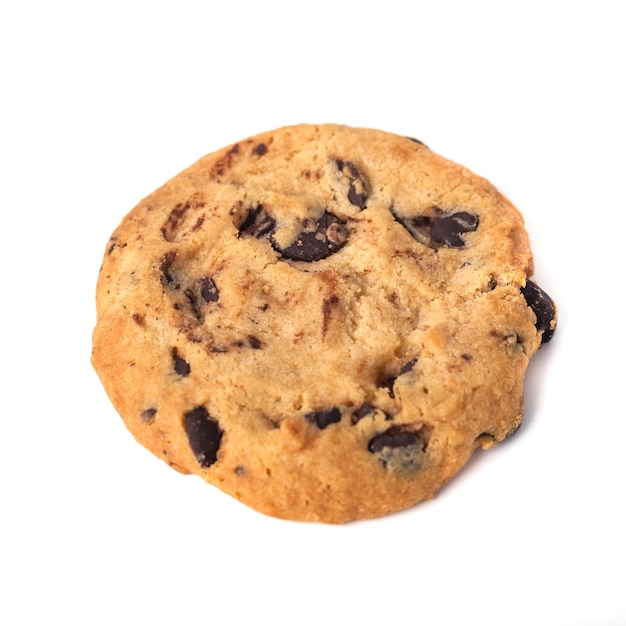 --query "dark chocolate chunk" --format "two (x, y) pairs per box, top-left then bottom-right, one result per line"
(392, 208), (479, 249)
(352, 403), (376, 424)
(369, 428), (422, 453)
(380, 359), (417, 398)
(161, 202), (191, 242)
(305, 407), (342, 429)
(247, 335), (262, 349)
(141, 408), (157, 423)
(276, 212), (347, 262)
(430, 212), (479, 247)
(380, 374), (396, 398)
(181, 277), (219, 322)
(184, 288), (203, 321)
(334, 159), (369, 209)
(239, 205), (276, 239)
(253, 142), (267, 156)
(399, 359), (417, 375)
(368, 425), (430, 471)
(351, 403), (392, 424)
(159, 251), (180, 288)
(172, 348), (191, 376)
(200, 277), (219, 303)
(396, 214), (431, 246)
(521, 280), (556, 343)
(161, 197), (206, 242)
(240, 204), (347, 262)
(184, 406), (223, 467)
